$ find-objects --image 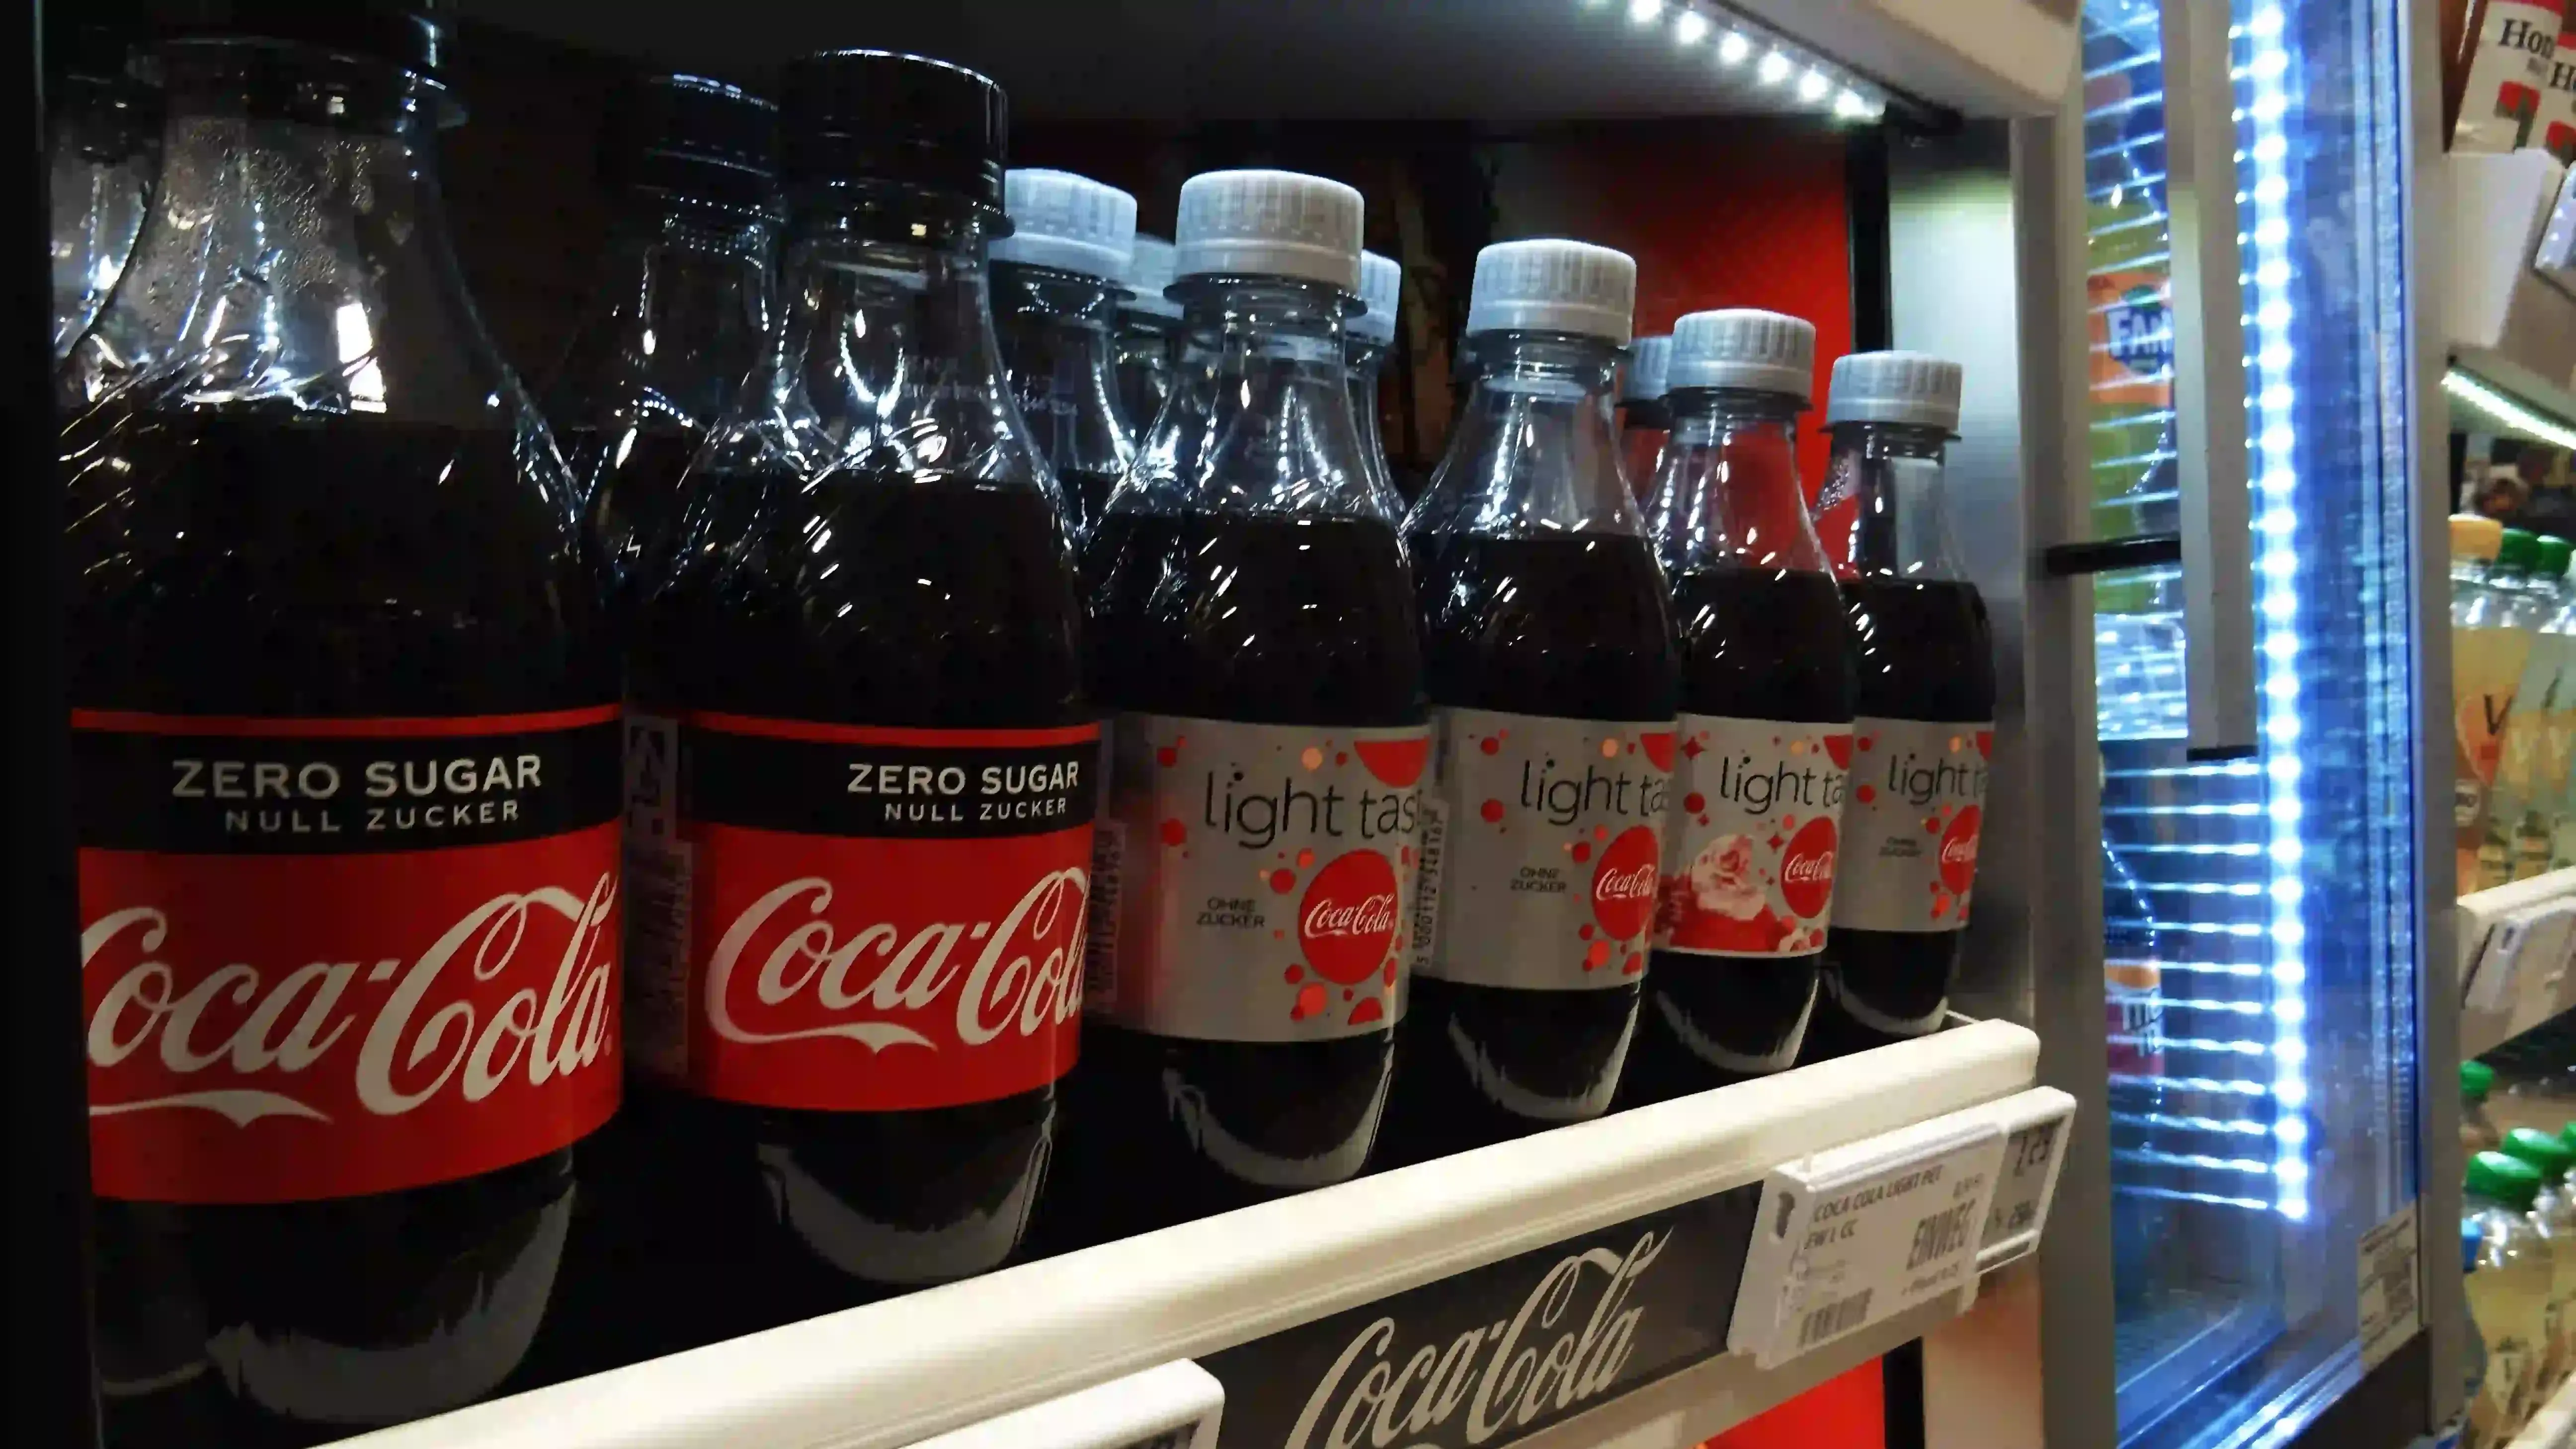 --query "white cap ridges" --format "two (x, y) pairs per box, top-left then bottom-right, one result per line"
(1463, 238), (1635, 344)
(1622, 334), (1672, 402)
(1826, 350), (1964, 433)
(990, 169), (1138, 283)
(1120, 234), (1182, 319)
(1173, 168), (1364, 292)
(1350, 250), (1403, 345)
(1667, 308), (1817, 402)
